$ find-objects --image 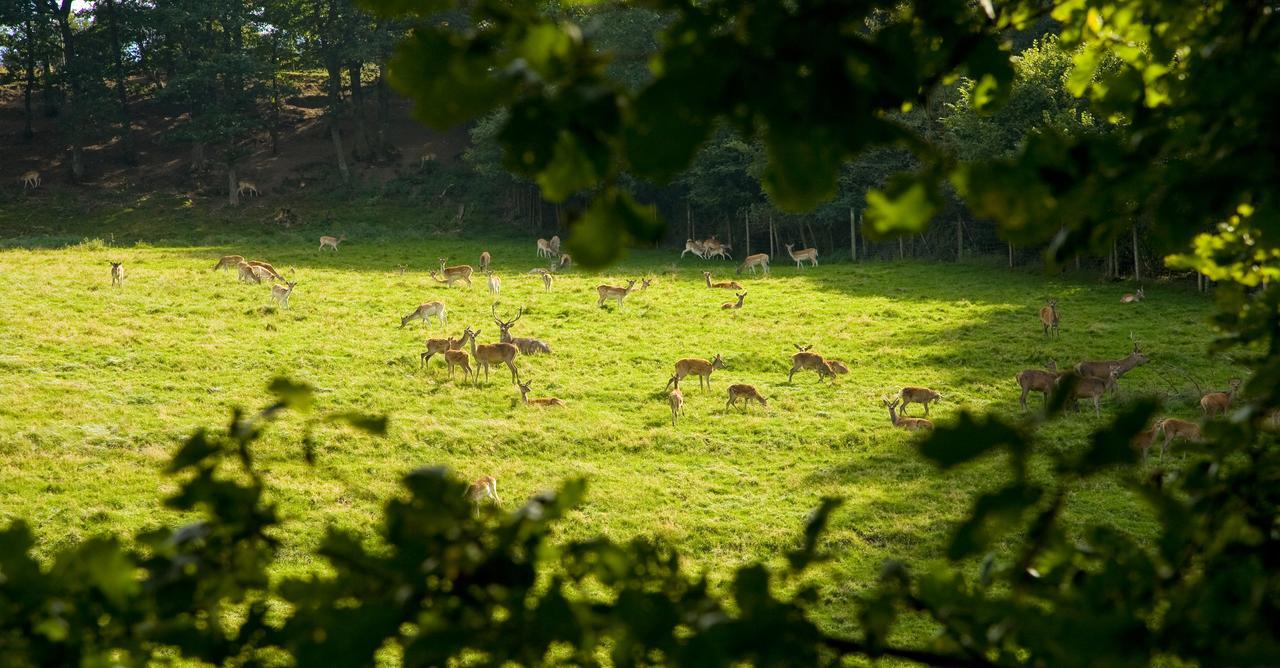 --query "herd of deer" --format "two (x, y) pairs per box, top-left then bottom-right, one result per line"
(212, 254), (297, 309)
